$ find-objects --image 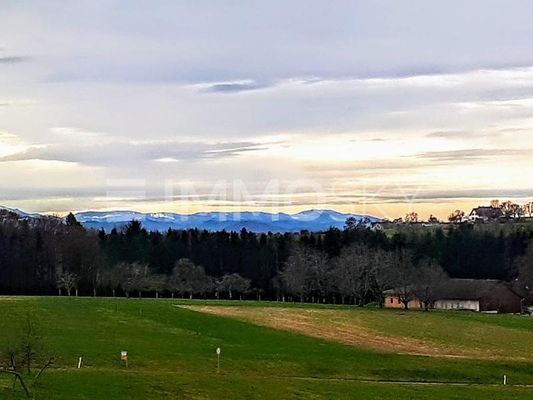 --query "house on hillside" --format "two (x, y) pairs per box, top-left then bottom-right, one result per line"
(384, 279), (524, 313)
(469, 206), (503, 222)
